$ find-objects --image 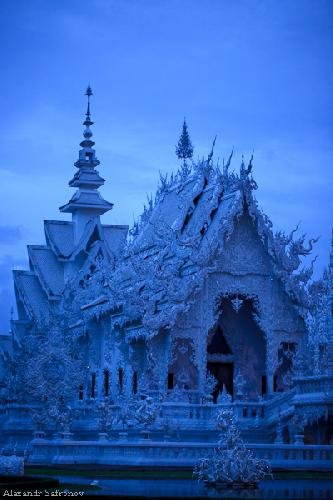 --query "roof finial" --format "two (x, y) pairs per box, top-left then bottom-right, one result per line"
(83, 85), (93, 129)
(75, 85), (99, 167)
(85, 85), (93, 122)
(175, 118), (194, 166)
(207, 135), (217, 165)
